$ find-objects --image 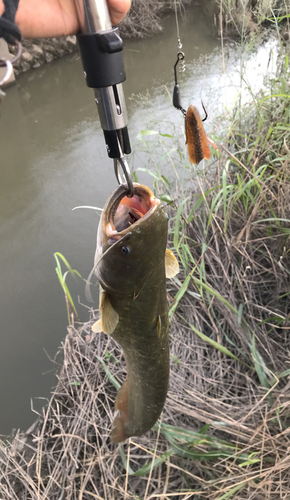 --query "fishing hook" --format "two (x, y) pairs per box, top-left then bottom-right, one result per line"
(114, 157), (134, 198)
(172, 52), (186, 116)
(113, 134), (134, 197)
(201, 100), (208, 122)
